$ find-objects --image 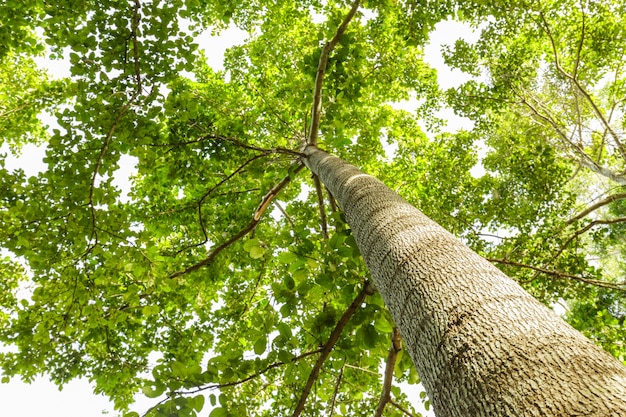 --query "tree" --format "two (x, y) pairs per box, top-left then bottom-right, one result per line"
(1, 0), (625, 416)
